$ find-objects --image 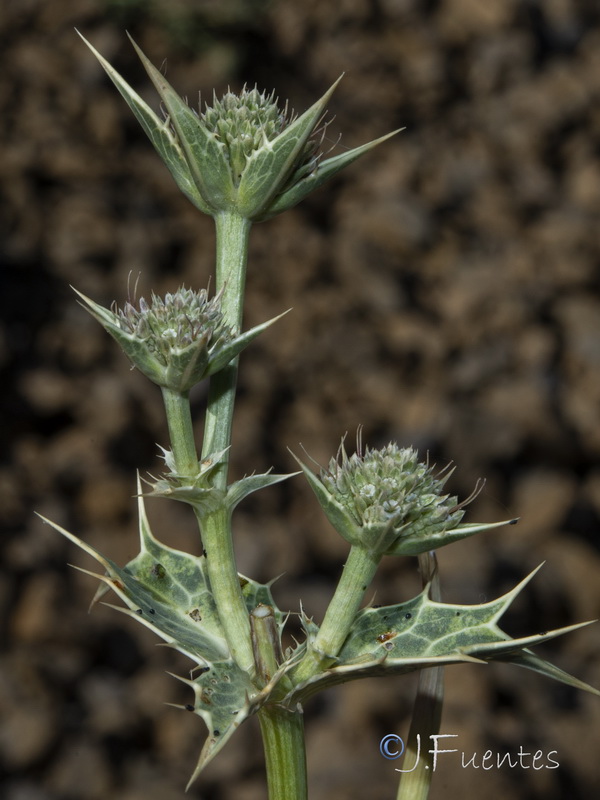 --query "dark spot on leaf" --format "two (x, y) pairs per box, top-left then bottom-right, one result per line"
(136, 608), (143, 615)
(151, 563), (166, 579)
(239, 577), (249, 588)
(197, 666), (210, 675)
(149, 608), (155, 614)
(455, 612), (460, 616)
(213, 729), (221, 736)
(405, 613), (412, 620)
(189, 608), (202, 622)
(185, 704), (195, 712)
